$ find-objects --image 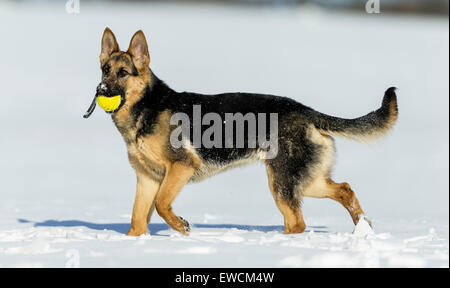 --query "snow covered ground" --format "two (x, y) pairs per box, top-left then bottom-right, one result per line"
(0, 2), (448, 268)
